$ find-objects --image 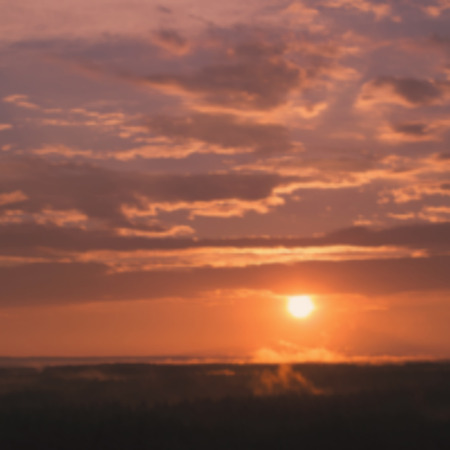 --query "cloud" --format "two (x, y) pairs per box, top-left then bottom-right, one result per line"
(122, 195), (286, 219)
(128, 29), (349, 113)
(276, 2), (320, 27)
(0, 0), (270, 43)
(3, 94), (39, 110)
(324, 222), (450, 250)
(0, 156), (286, 227)
(390, 122), (432, 136)
(374, 153), (450, 204)
(0, 208), (89, 228)
(322, 0), (392, 20)
(29, 131), (253, 162)
(17, 108), (295, 159)
(423, 0), (450, 17)
(110, 141), (240, 160)
(1, 221), (450, 256)
(152, 29), (190, 54)
(357, 76), (450, 108)
(380, 182), (450, 204)
(0, 191), (28, 207)
(33, 145), (96, 159)
(235, 154), (387, 190)
(142, 50), (302, 111)
(62, 244), (419, 274)
(239, 153), (450, 209)
(378, 121), (444, 143)
(1, 253), (450, 306)
(145, 113), (294, 154)
(116, 225), (194, 238)
(418, 206), (450, 223)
